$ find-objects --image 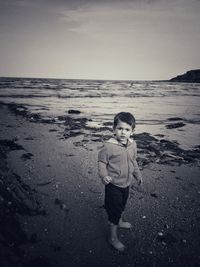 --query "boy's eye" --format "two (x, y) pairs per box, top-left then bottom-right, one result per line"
(117, 127), (130, 132)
